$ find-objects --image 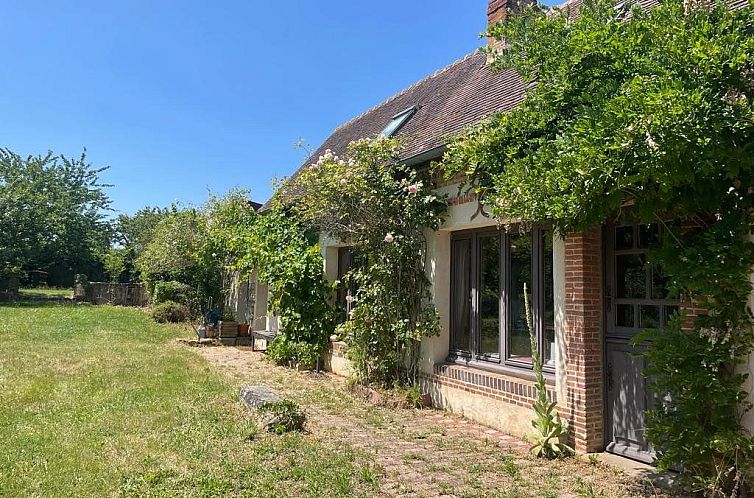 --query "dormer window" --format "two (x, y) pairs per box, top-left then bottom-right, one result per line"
(381, 106), (417, 137)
